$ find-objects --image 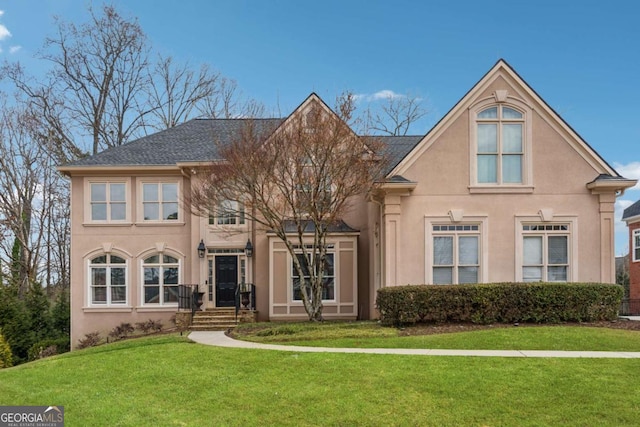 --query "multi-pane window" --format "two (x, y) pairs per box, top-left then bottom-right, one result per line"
(142, 183), (178, 221)
(634, 229), (640, 262)
(143, 254), (180, 305)
(90, 183), (126, 221)
(477, 105), (524, 184)
(292, 251), (335, 301)
(209, 200), (245, 225)
(522, 224), (569, 282)
(89, 254), (127, 305)
(432, 225), (480, 284)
